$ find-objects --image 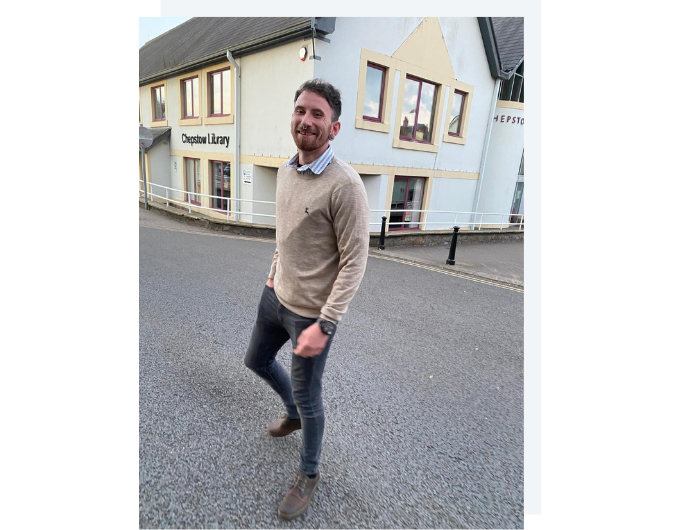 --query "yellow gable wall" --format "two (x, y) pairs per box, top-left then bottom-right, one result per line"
(392, 17), (456, 80)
